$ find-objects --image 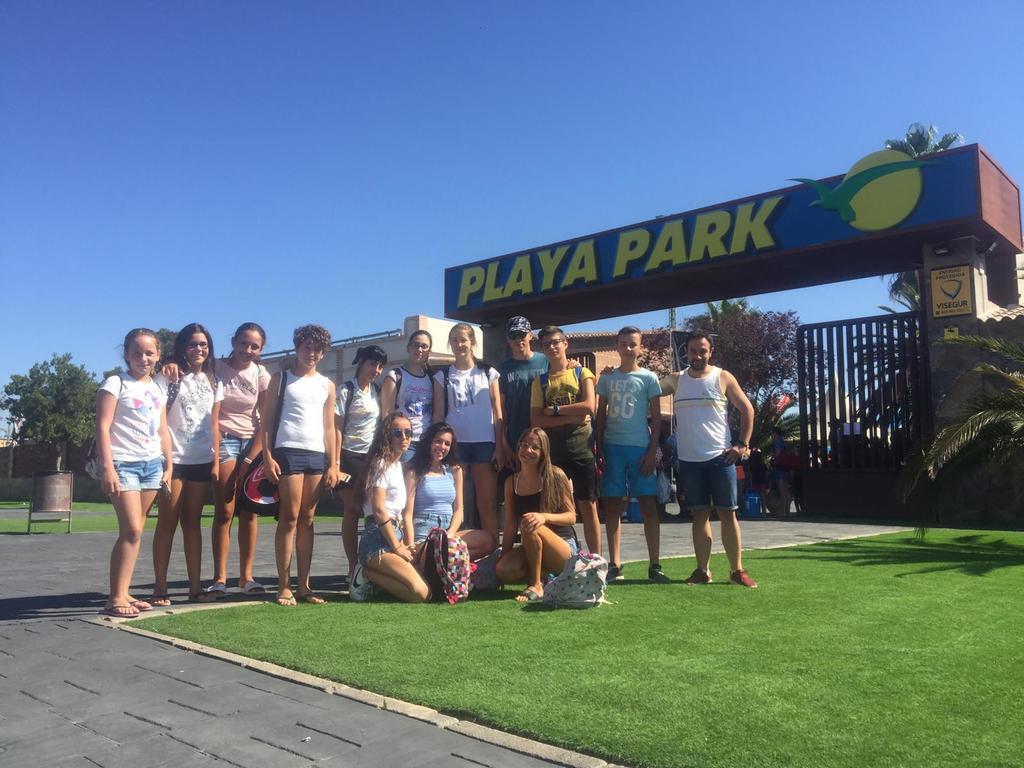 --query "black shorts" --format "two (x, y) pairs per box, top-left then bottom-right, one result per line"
(172, 462), (213, 483)
(340, 449), (369, 484)
(273, 448), (327, 476)
(554, 457), (598, 501)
